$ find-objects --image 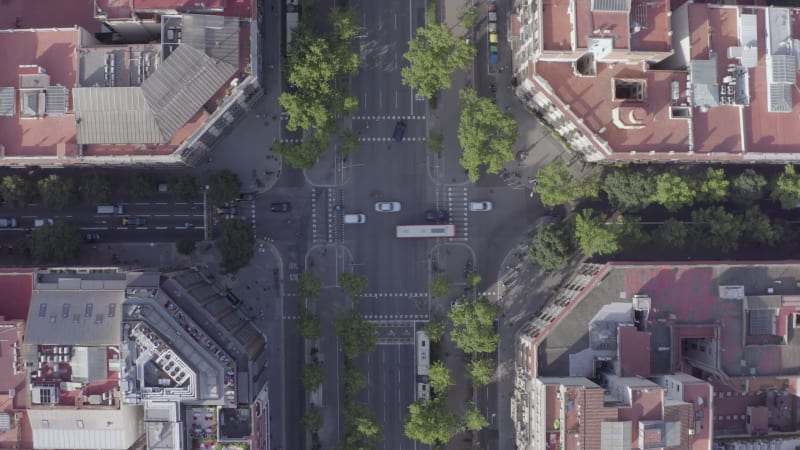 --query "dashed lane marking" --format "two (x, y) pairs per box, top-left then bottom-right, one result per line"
(361, 292), (428, 298)
(352, 115), (426, 120)
(357, 137), (425, 142)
